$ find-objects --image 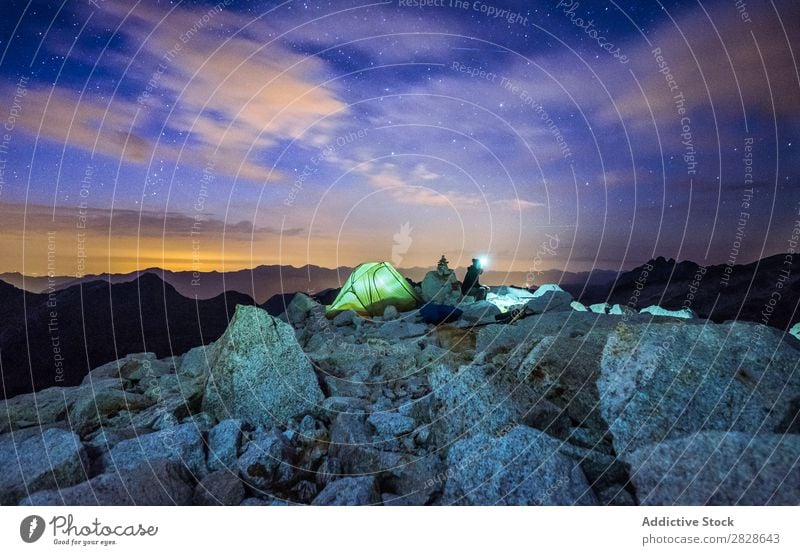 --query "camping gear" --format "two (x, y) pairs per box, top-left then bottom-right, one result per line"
(419, 303), (463, 324)
(325, 261), (421, 318)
